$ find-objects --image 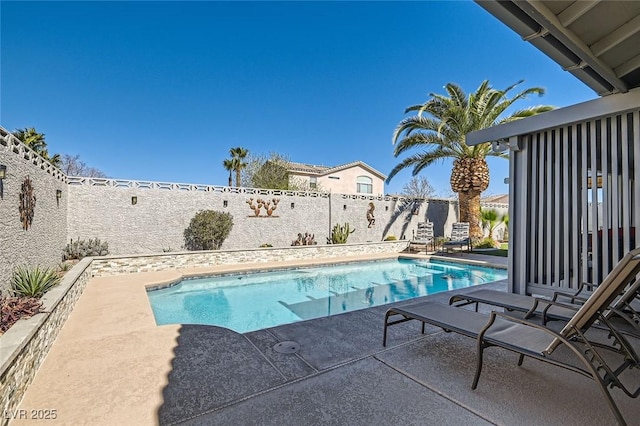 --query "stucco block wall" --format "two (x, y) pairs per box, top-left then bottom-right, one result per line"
(0, 129), (67, 293)
(66, 178), (508, 255)
(67, 184), (333, 253)
(66, 180), (437, 254)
